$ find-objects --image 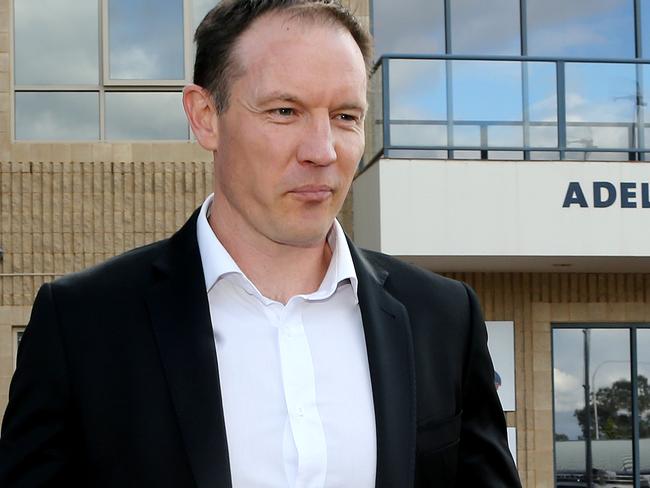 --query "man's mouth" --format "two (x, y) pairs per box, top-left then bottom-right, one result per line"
(288, 185), (334, 202)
